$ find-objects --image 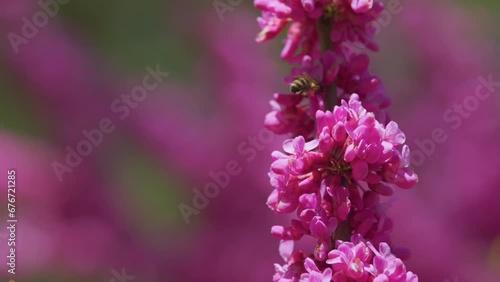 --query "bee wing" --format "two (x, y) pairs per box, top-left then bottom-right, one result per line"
(302, 73), (313, 80)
